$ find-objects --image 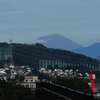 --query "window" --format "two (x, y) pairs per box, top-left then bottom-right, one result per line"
(26, 80), (28, 82)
